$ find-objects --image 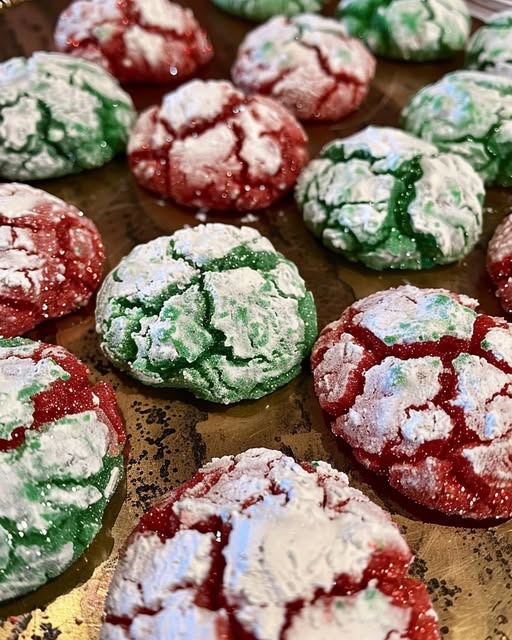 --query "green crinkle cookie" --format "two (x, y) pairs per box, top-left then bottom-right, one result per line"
(212, 0), (326, 21)
(465, 10), (512, 78)
(401, 70), (512, 186)
(337, 0), (470, 61)
(95, 224), (318, 404)
(0, 51), (136, 180)
(295, 126), (484, 271)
